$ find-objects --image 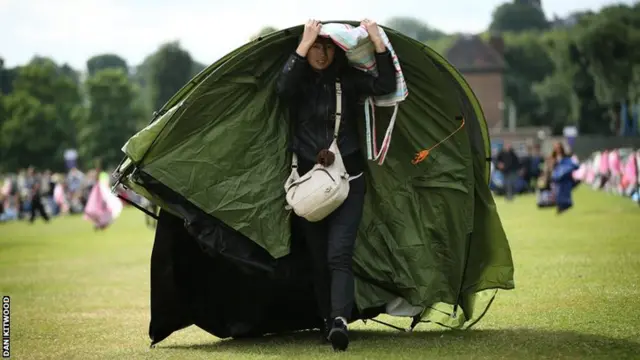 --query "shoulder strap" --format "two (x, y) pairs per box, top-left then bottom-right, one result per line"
(333, 80), (342, 140)
(290, 79), (343, 170)
(289, 107), (298, 170)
